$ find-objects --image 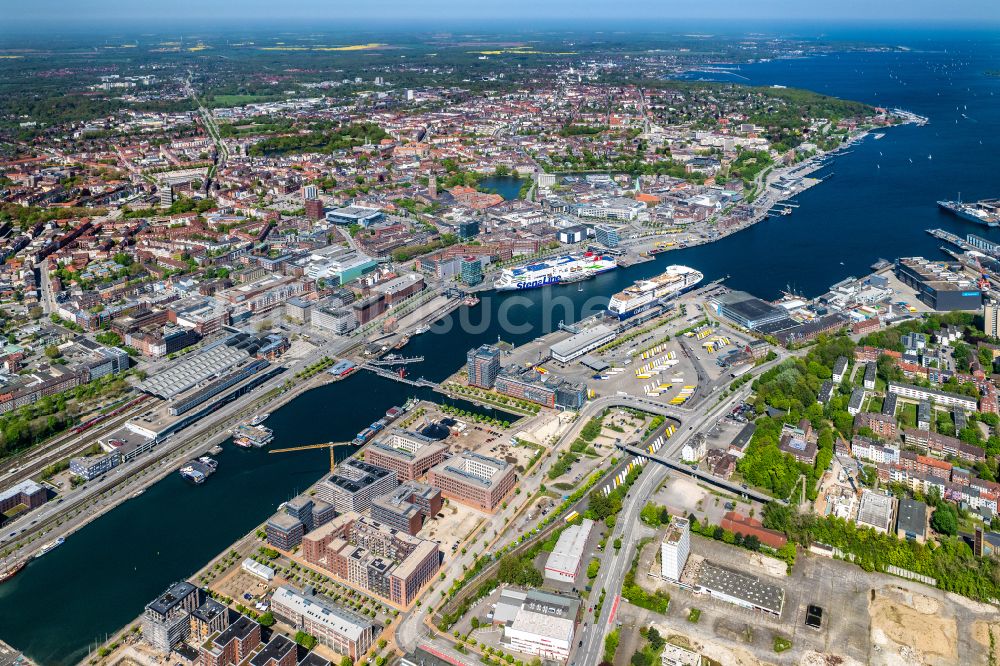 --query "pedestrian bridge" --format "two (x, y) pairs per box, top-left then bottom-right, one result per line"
(615, 441), (785, 505)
